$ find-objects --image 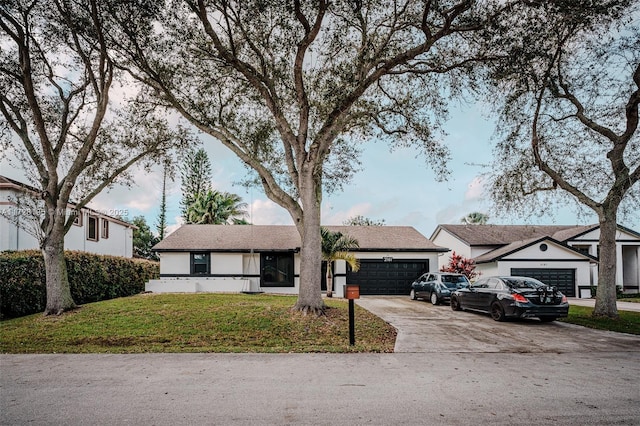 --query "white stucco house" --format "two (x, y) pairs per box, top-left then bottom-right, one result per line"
(0, 175), (135, 258)
(431, 224), (640, 298)
(146, 224), (447, 297)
